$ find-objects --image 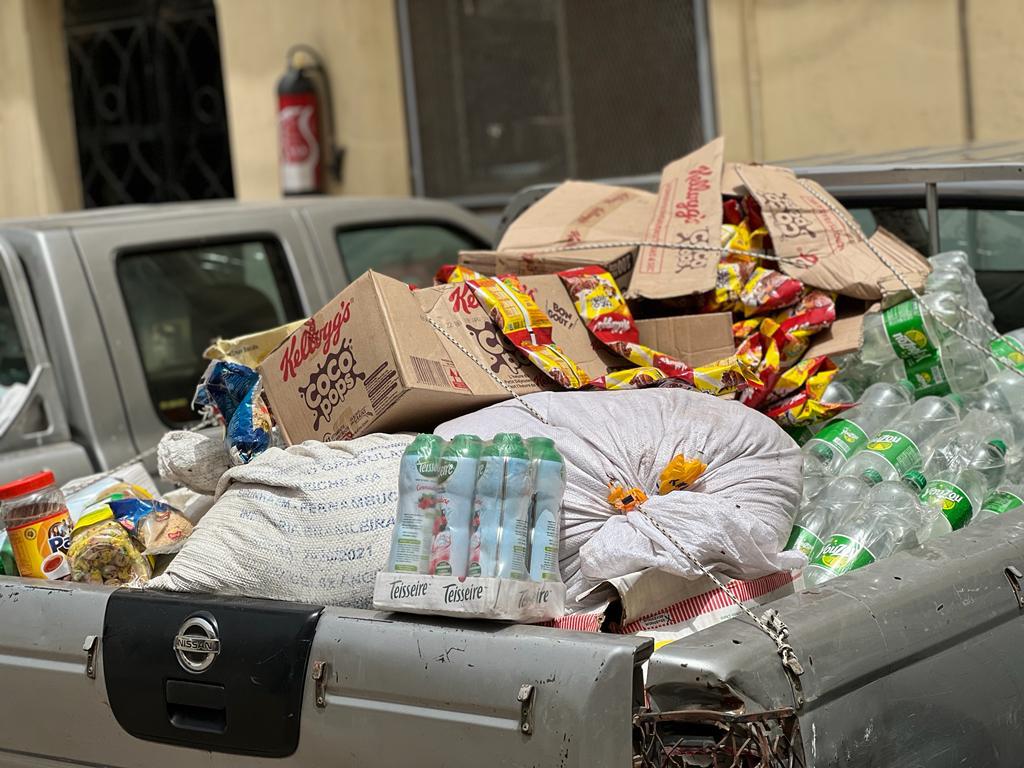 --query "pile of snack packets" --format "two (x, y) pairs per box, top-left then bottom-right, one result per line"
(436, 193), (850, 430)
